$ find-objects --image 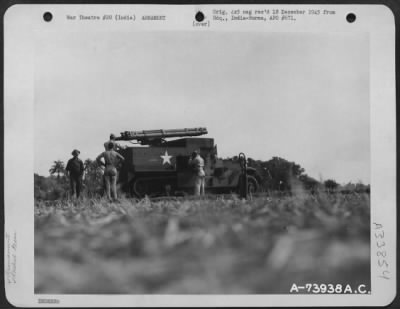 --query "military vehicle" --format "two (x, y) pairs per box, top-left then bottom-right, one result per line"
(115, 127), (260, 197)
